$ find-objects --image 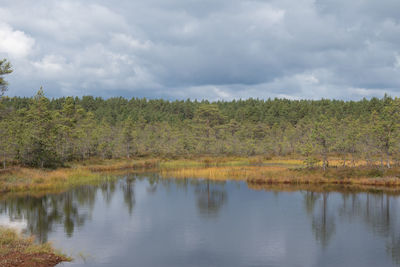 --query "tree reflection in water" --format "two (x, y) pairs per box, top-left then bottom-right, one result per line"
(0, 185), (97, 242)
(303, 189), (400, 263)
(338, 192), (400, 264)
(1, 176), (400, 266)
(195, 180), (227, 218)
(121, 174), (136, 215)
(0, 176), (139, 243)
